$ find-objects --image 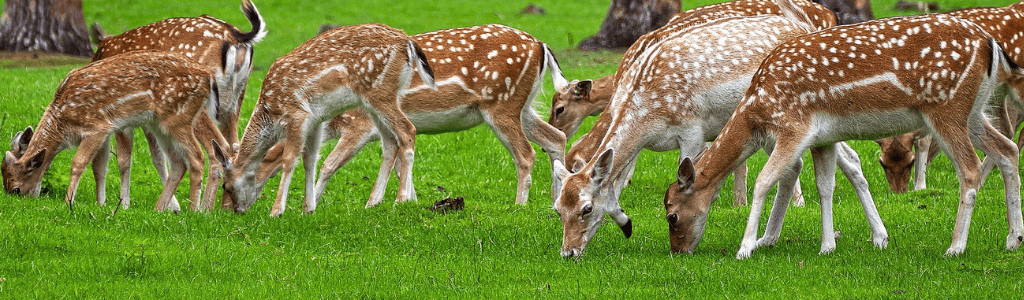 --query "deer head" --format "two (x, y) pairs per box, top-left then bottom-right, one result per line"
(876, 133), (916, 193)
(553, 149), (619, 257)
(2, 127), (47, 197)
